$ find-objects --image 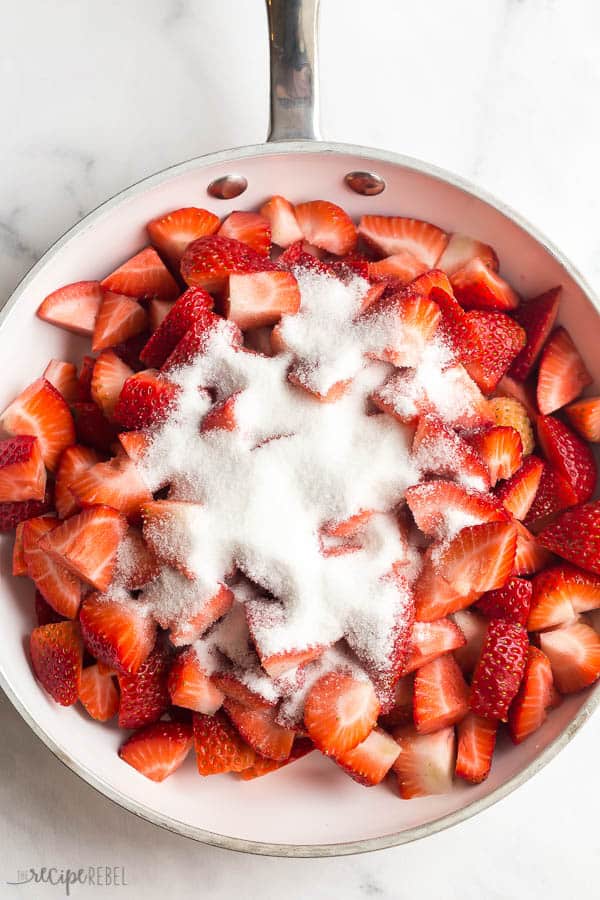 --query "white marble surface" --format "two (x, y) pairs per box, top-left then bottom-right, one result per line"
(2, 0), (600, 896)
